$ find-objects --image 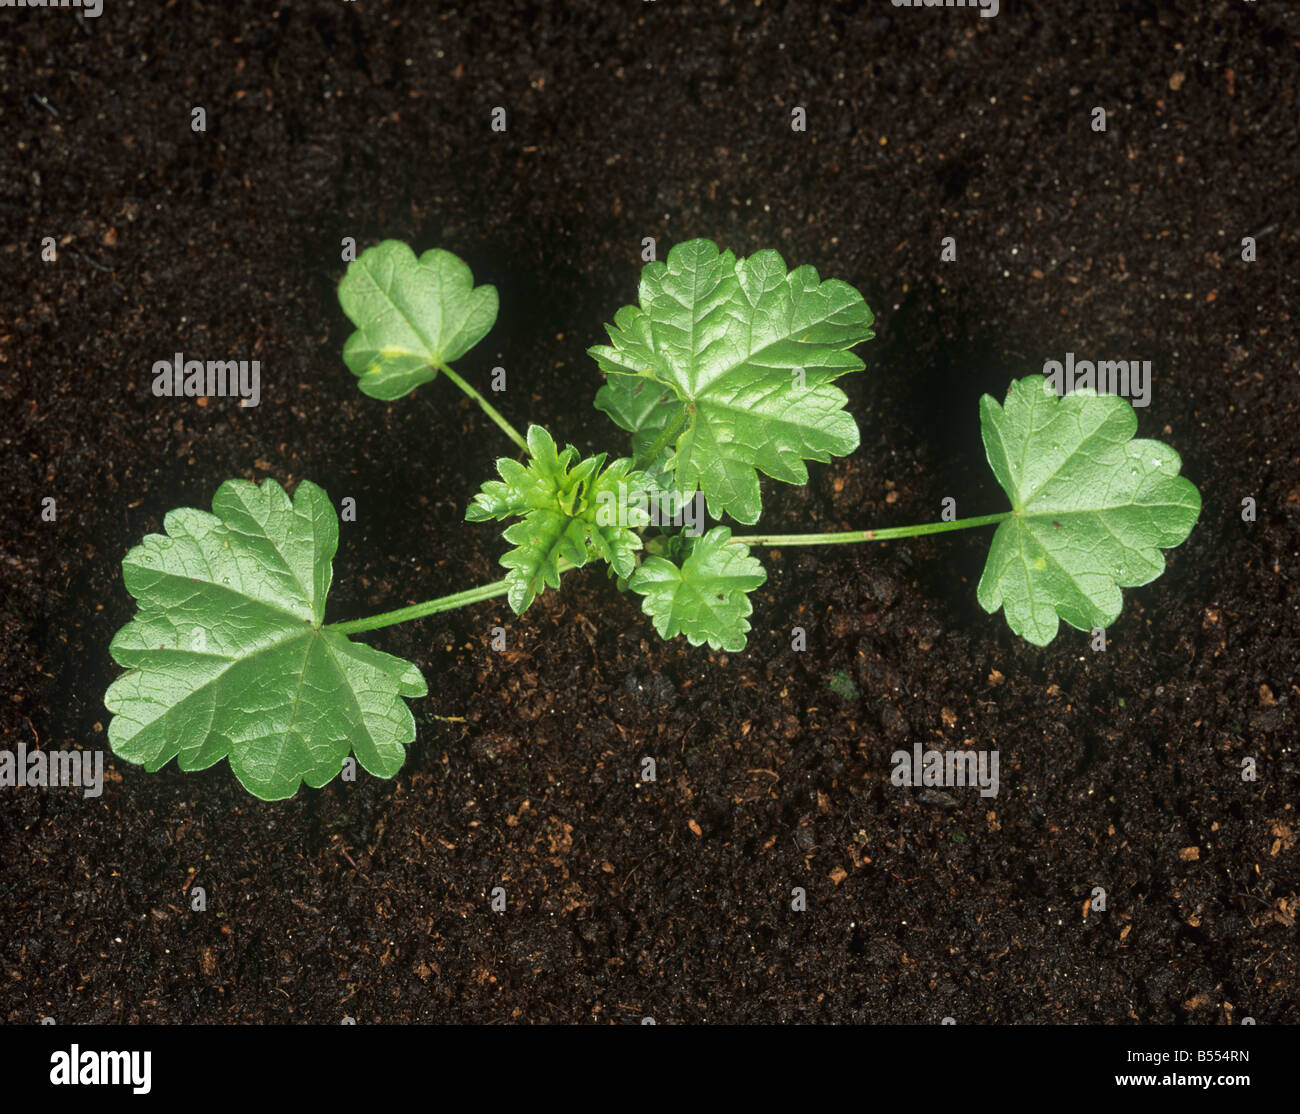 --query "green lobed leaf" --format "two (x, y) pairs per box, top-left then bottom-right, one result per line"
(628, 526), (767, 652)
(976, 375), (1201, 646)
(105, 478), (427, 800)
(592, 373), (681, 461)
(467, 425), (653, 614)
(590, 238), (875, 524)
(586, 456), (657, 575)
(338, 240), (498, 400)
